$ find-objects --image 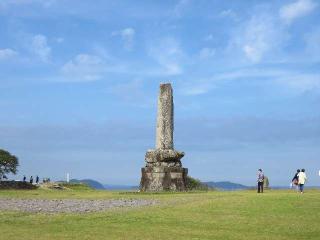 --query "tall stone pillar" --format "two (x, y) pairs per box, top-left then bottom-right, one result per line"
(156, 84), (174, 150)
(140, 83), (188, 191)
